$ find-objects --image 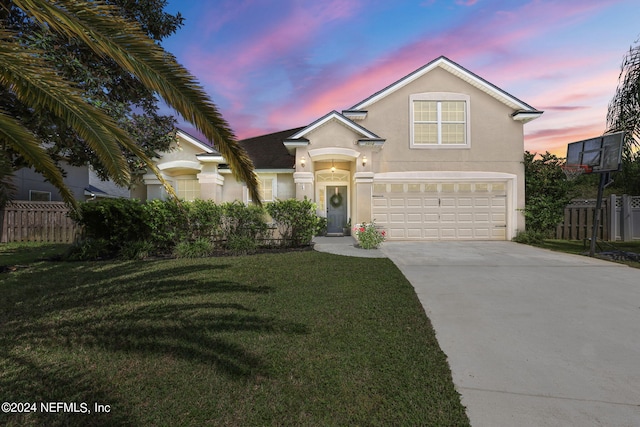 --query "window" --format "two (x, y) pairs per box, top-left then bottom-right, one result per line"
(411, 93), (470, 148)
(29, 190), (51, 201)
(247, 175), (276, 202)
(176, 179), (201, 201)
